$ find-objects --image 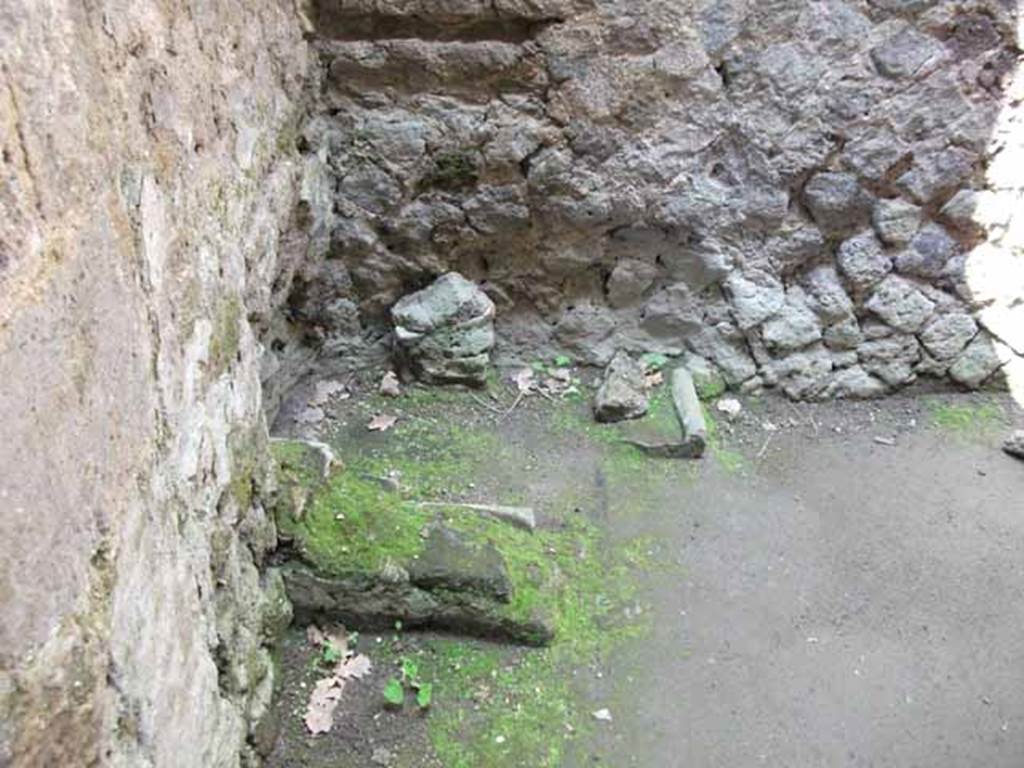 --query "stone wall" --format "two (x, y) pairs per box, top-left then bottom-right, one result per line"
(291, 0), (1023, 399)
(0, 3), (307, 766)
